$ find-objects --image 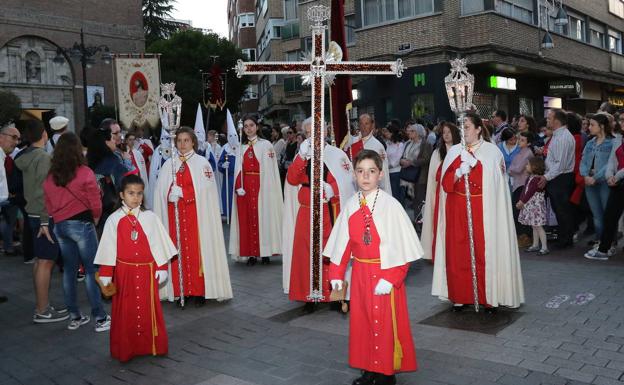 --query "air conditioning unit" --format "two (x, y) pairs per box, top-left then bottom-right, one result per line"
(398, 43), (411, 53)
